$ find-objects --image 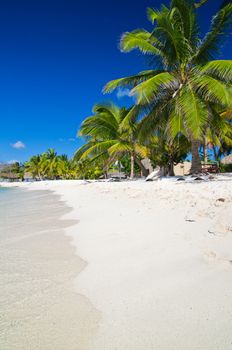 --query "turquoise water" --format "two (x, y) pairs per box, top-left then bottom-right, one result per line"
(0, 186), (10, 193)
